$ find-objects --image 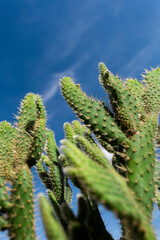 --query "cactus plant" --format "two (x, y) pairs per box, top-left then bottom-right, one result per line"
(0, 63), (160, 240)
(60, 63), (160, 240)
(0, 93), (46, 239)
